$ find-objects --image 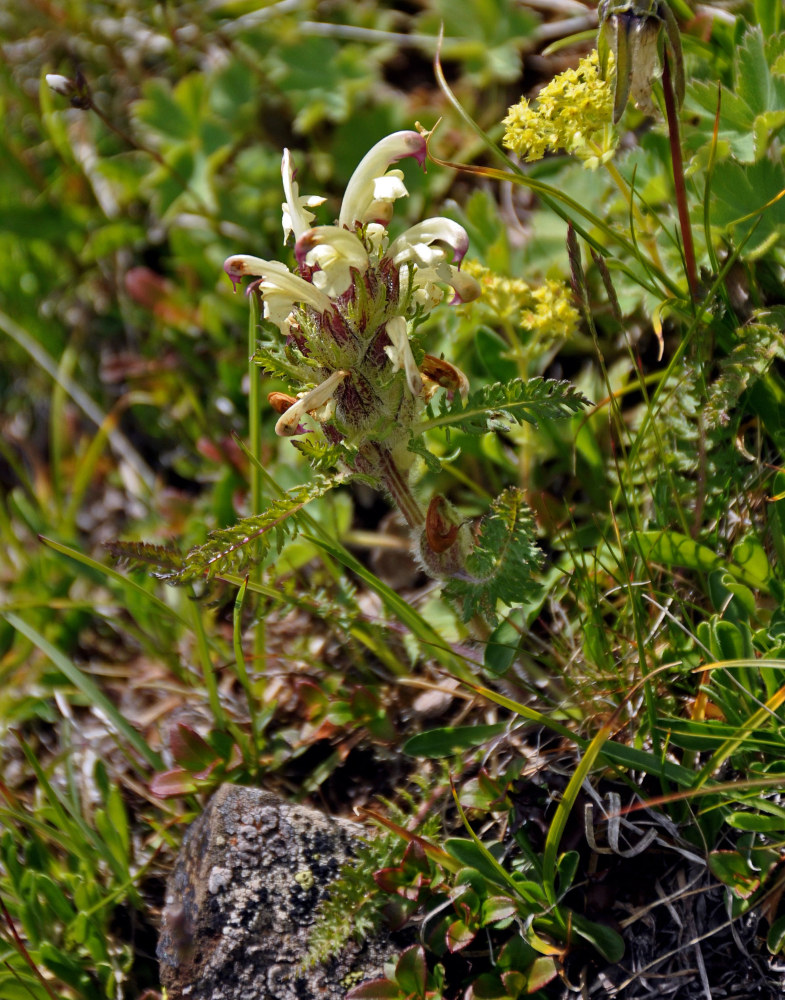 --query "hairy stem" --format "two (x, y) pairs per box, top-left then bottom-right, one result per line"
(374, 445), (425, 529)
(247, 291), (267, 710)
